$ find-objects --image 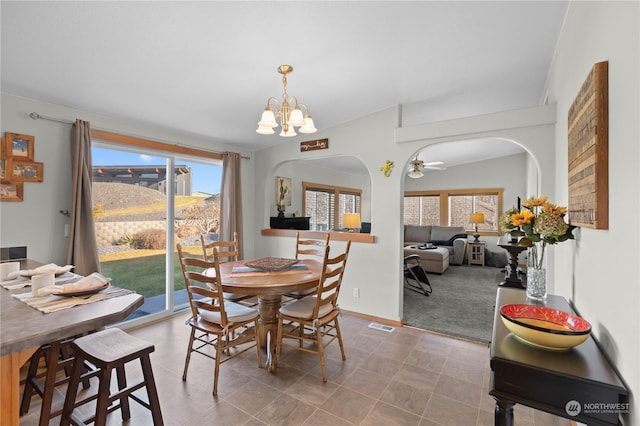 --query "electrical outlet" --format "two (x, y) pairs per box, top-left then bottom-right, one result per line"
(353, 288), (359, 298)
